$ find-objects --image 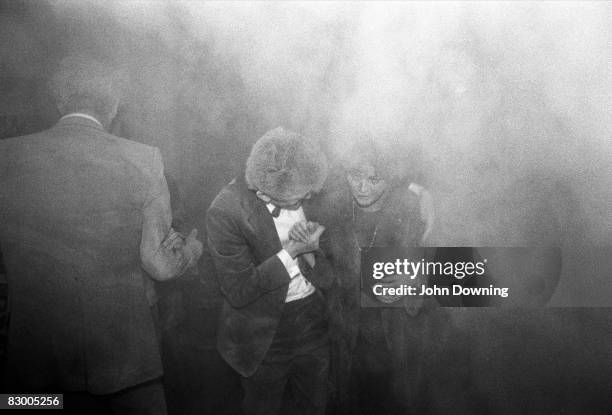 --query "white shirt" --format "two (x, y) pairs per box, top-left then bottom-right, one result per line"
(268, 203), (316, 302)
(59, 113), (103, 127)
